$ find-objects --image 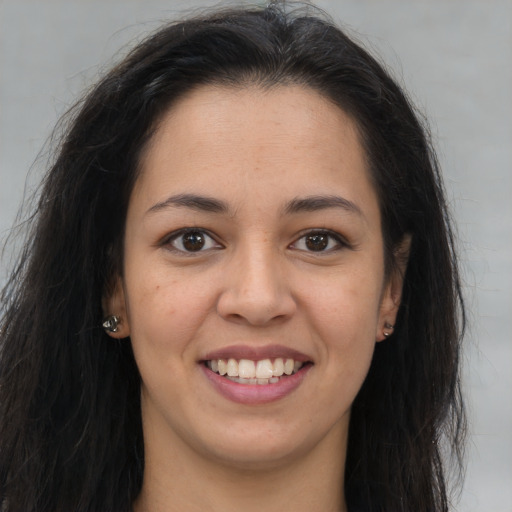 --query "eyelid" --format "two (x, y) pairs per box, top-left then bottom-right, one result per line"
(159, 227), (350, 255)
(162, 228), (223, 254)
(290, 229), (350, 252)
